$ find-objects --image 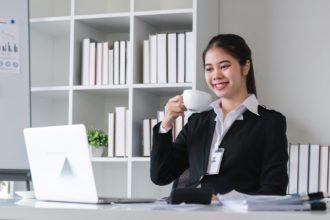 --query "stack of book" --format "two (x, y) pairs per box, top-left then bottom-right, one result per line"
(288, 144), (330, 196)
(142, 110), (192, 157)
(143, 32), (193, 84)
(107, 107), (129, 157)
(81, 39), (130, 86)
